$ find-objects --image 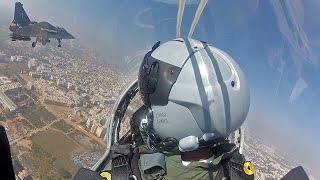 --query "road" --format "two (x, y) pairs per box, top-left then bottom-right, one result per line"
(9, 118), (59, 145)
(8, 96), (106, 148)
(10, 117), (105, 145)
(43, 103), (106, 145)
